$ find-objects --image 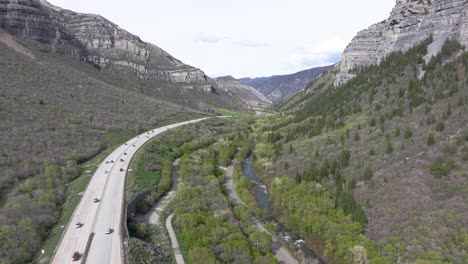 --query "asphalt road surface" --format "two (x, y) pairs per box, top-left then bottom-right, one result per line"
(51, 118), (209, 264)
